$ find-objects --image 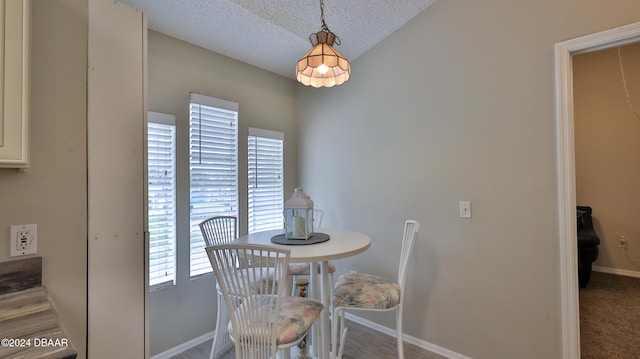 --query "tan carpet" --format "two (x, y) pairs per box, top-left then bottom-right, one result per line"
(579, 271), (640, 359)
